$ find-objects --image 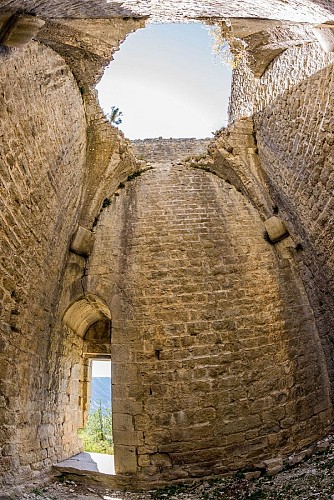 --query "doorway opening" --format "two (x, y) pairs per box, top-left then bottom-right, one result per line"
(59, 298), (116, 477)
(79, 358), (113, 455)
